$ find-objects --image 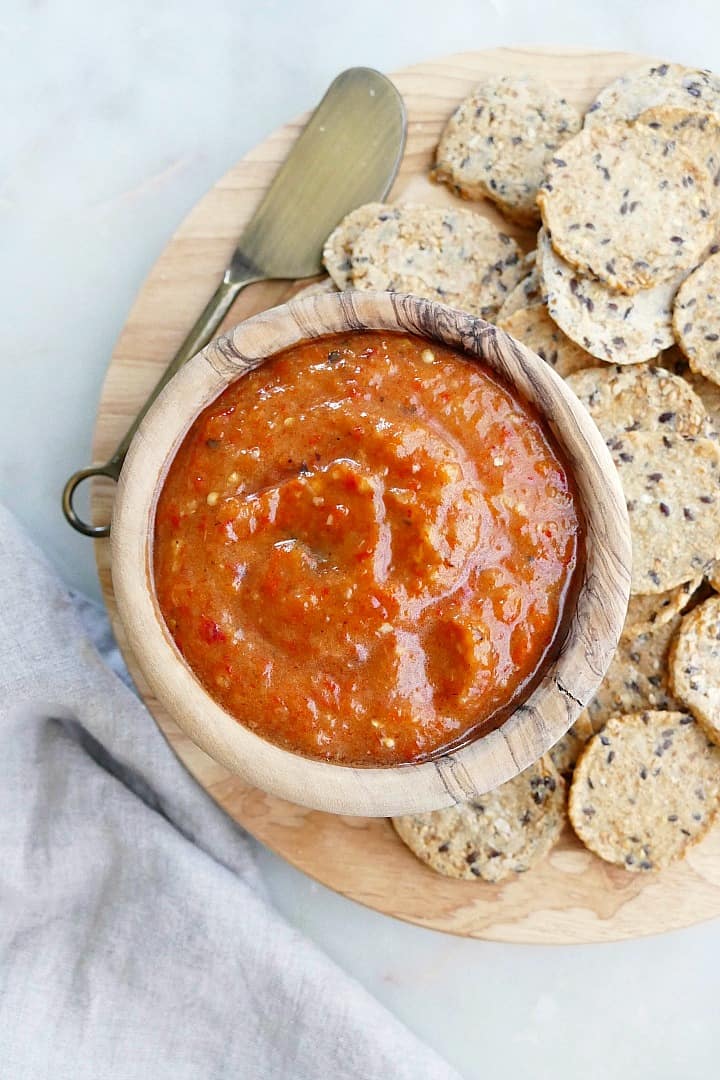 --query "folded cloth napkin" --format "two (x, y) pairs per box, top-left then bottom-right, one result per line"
(0, 504), (459, 1080)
